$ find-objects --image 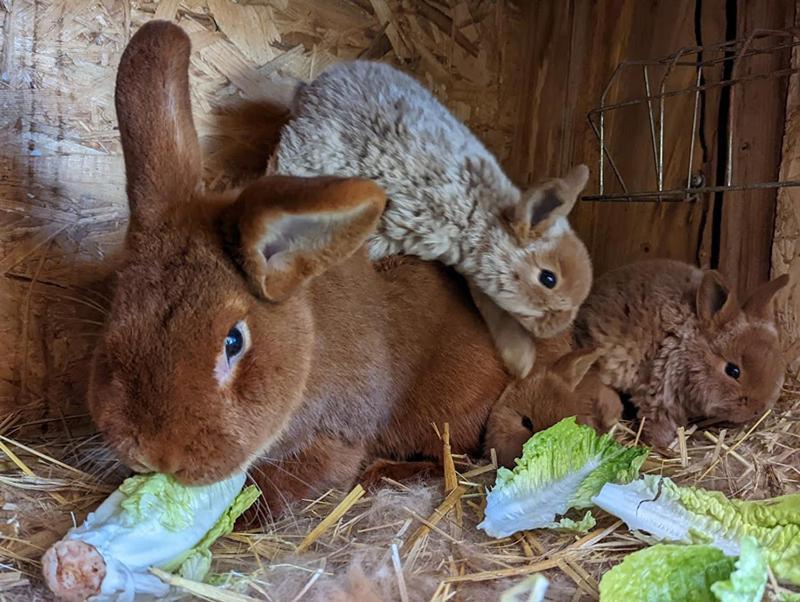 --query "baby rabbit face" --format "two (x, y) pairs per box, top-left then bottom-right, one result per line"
(506, 224), (593, 339)
(486, 346), (621, 468)
(687, 271), (788, 425)
(480, 165), (593, 339)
